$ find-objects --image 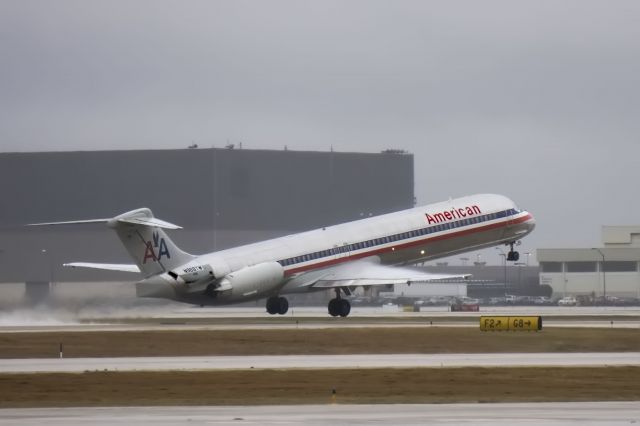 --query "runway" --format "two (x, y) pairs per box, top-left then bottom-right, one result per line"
(1, 305), (639, 333)
(121, 305), (640, 318)
(2, 352), (639, 373)
(2, 321), (639, 333)
(1, 402), (638, 425)
(176, 305), (640, 317)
